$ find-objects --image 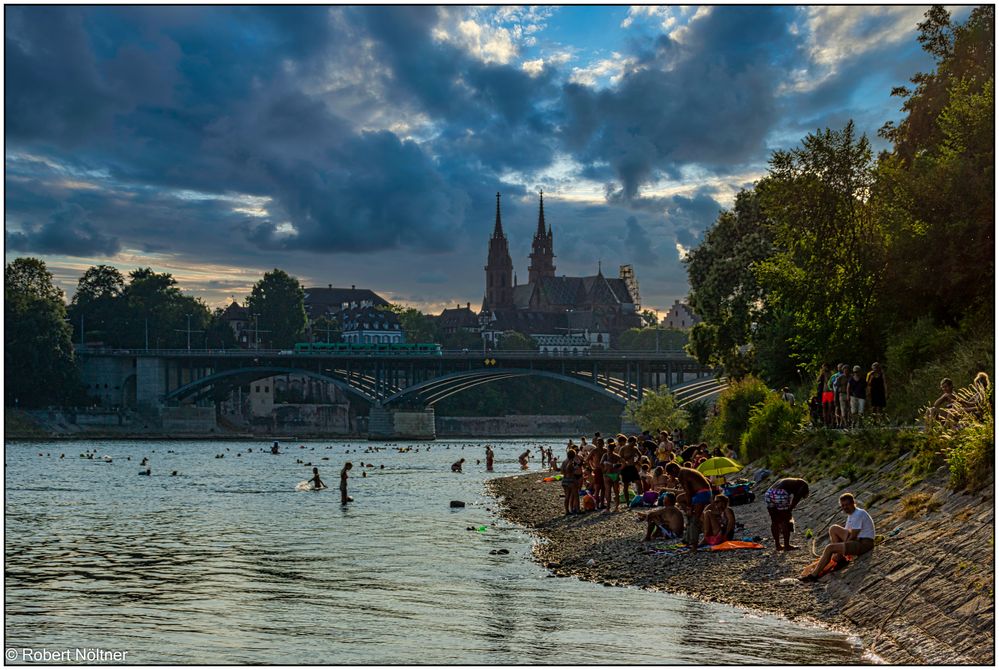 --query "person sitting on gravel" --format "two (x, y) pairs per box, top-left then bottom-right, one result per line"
(702, 494), (736, 545)
(765, 477), (810, 551)
(637, 492), (684, 541)
(665, 462), (712, 545)
(803, 493), (875, 581)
